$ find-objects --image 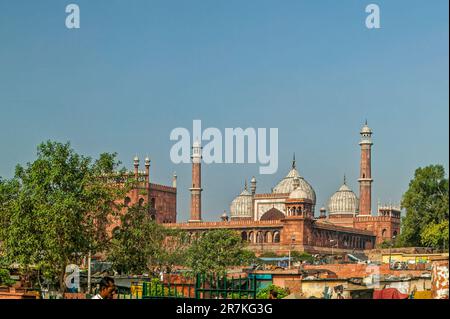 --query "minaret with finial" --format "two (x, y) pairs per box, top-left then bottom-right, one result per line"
(172, 172), (177, 188)
(144, 156), (151, 185)
(358, 120), (373, 215)
(134, 155), (140, 180)
(292, 153), (301, 189)
(189, 140), (202, 222)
